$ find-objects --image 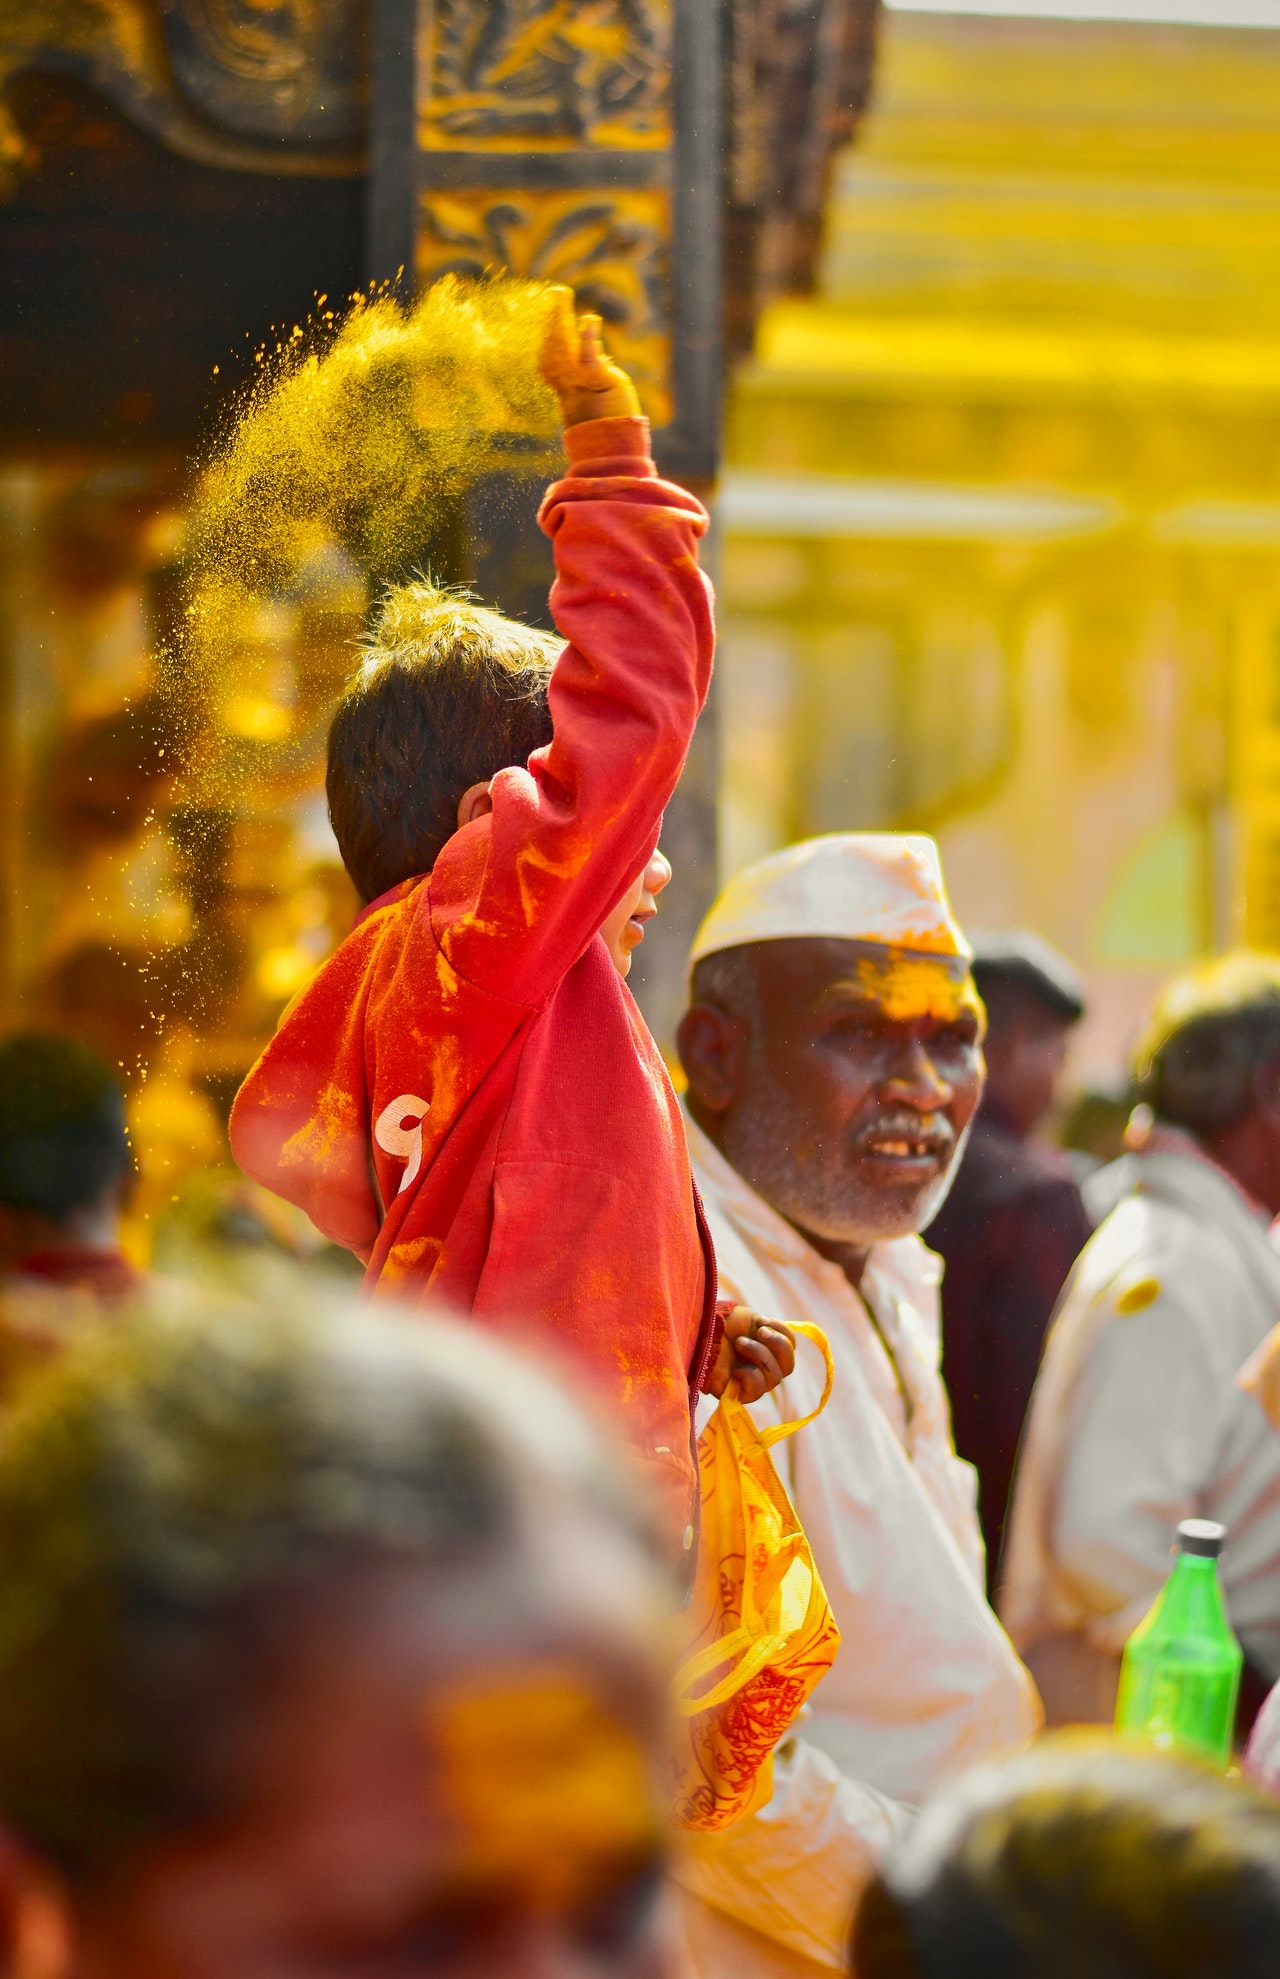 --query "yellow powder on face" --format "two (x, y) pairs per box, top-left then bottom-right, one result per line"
(426, 1668), (660, 1905)
(823, 948), (985, 1028)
